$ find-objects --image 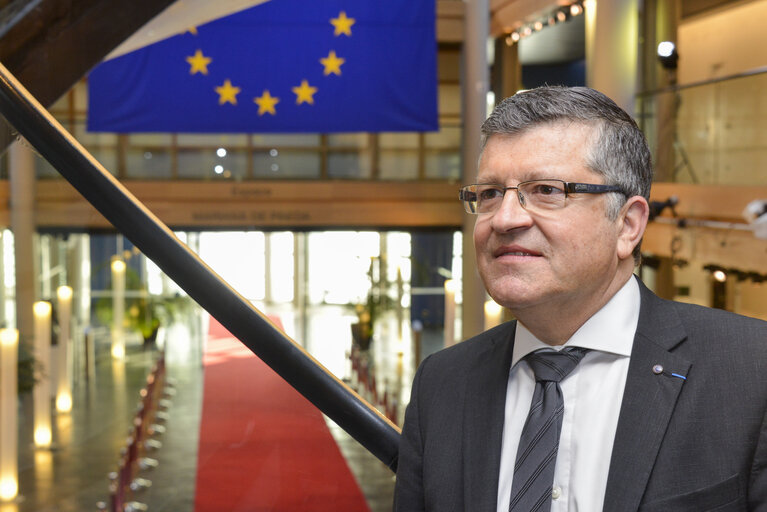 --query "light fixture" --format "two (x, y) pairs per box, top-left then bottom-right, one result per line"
(657, 41), (679, 70)
(534, 21), (543, 31)
(214, 165), (224, 174)
(713, 270), (727, 283)
(570, 3), (583, 16)
(216, 147), (227, 157)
